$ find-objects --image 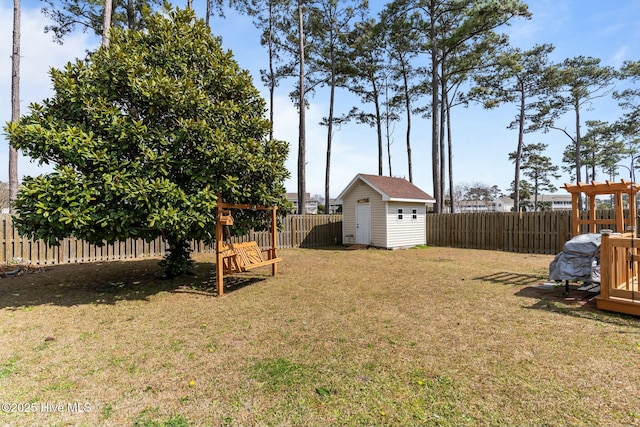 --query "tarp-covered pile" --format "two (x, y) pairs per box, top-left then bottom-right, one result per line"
(549, 233), (601, 283)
